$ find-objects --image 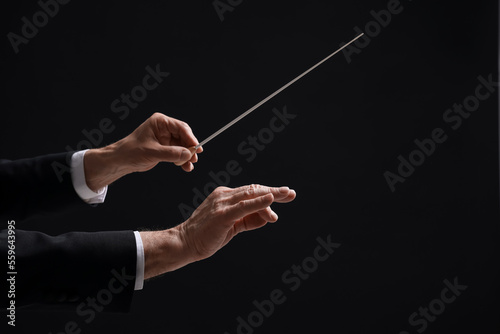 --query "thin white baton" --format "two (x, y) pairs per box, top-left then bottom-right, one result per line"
(175, 33), (364, 166)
